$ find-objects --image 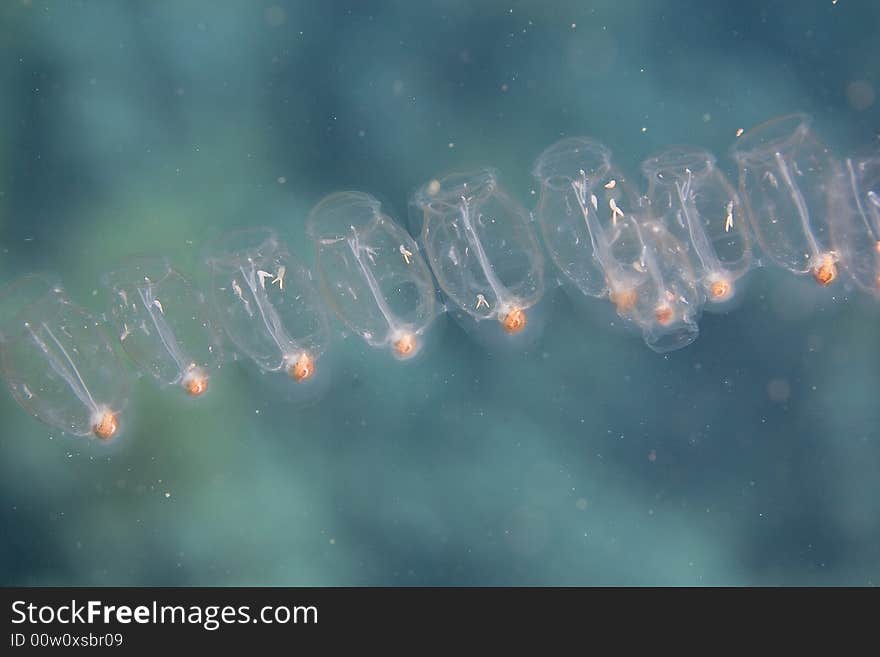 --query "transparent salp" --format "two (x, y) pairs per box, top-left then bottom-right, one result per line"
(411, 168), (544, 336)
(641, 146), (753, 309)
(730, 113), (842, 286)
(627, 218), (705, 353)
(832, 153), (880, 297)
(831, 153), (880, 296)
(0, 276), (129, 440)
(102, 256), (223, 397)
(205, 228), (330, 383)
(306, 191), (439, 360)
(533, 137), (650, 318)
